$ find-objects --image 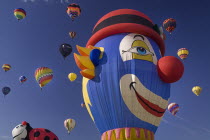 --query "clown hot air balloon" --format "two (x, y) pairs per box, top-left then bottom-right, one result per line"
(168, 103), (179, 116)
(66, 3), (81, 21)
(163, 18), (176, 34)
(12, 121), (59, 140)
(64, 119), (76, 134)
(19, 76), (27, 83)
(74, 9), (184, 140)
(34, 67), (53, 89)
(192, 86), (202, 96)
(14, 8), (26, 21)
(177, 48), (189, 60)
(2, 64), (11, 72)
(69, 31), (76, 39)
